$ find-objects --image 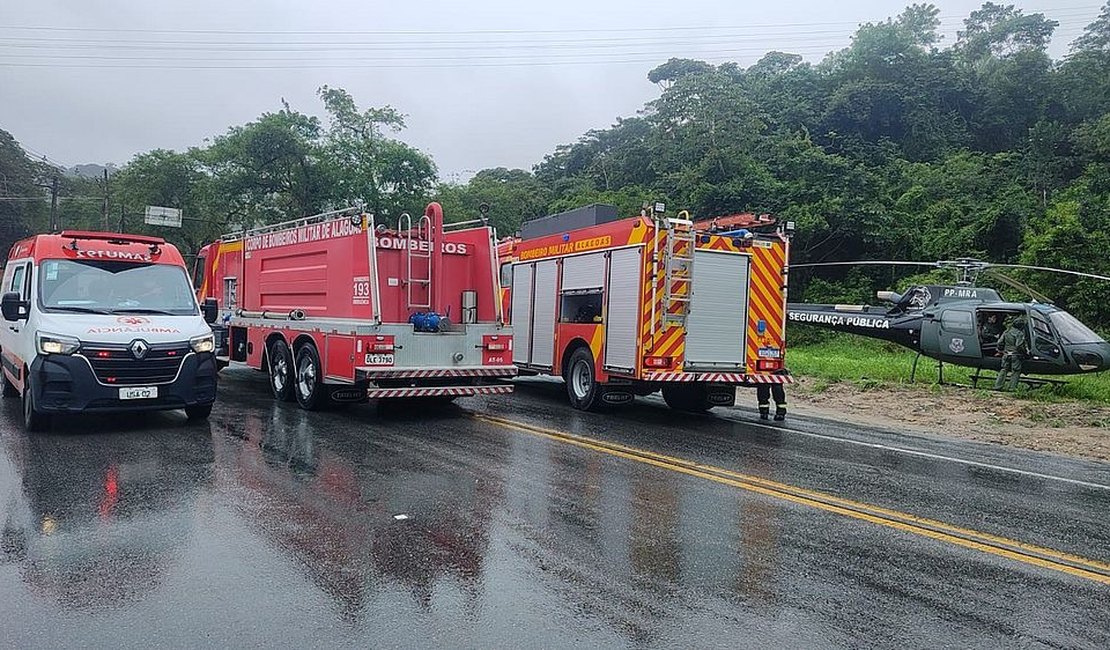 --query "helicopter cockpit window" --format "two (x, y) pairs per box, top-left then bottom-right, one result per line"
(1030, 313), (1052, 337)
(1049, 311), (1105, 345)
